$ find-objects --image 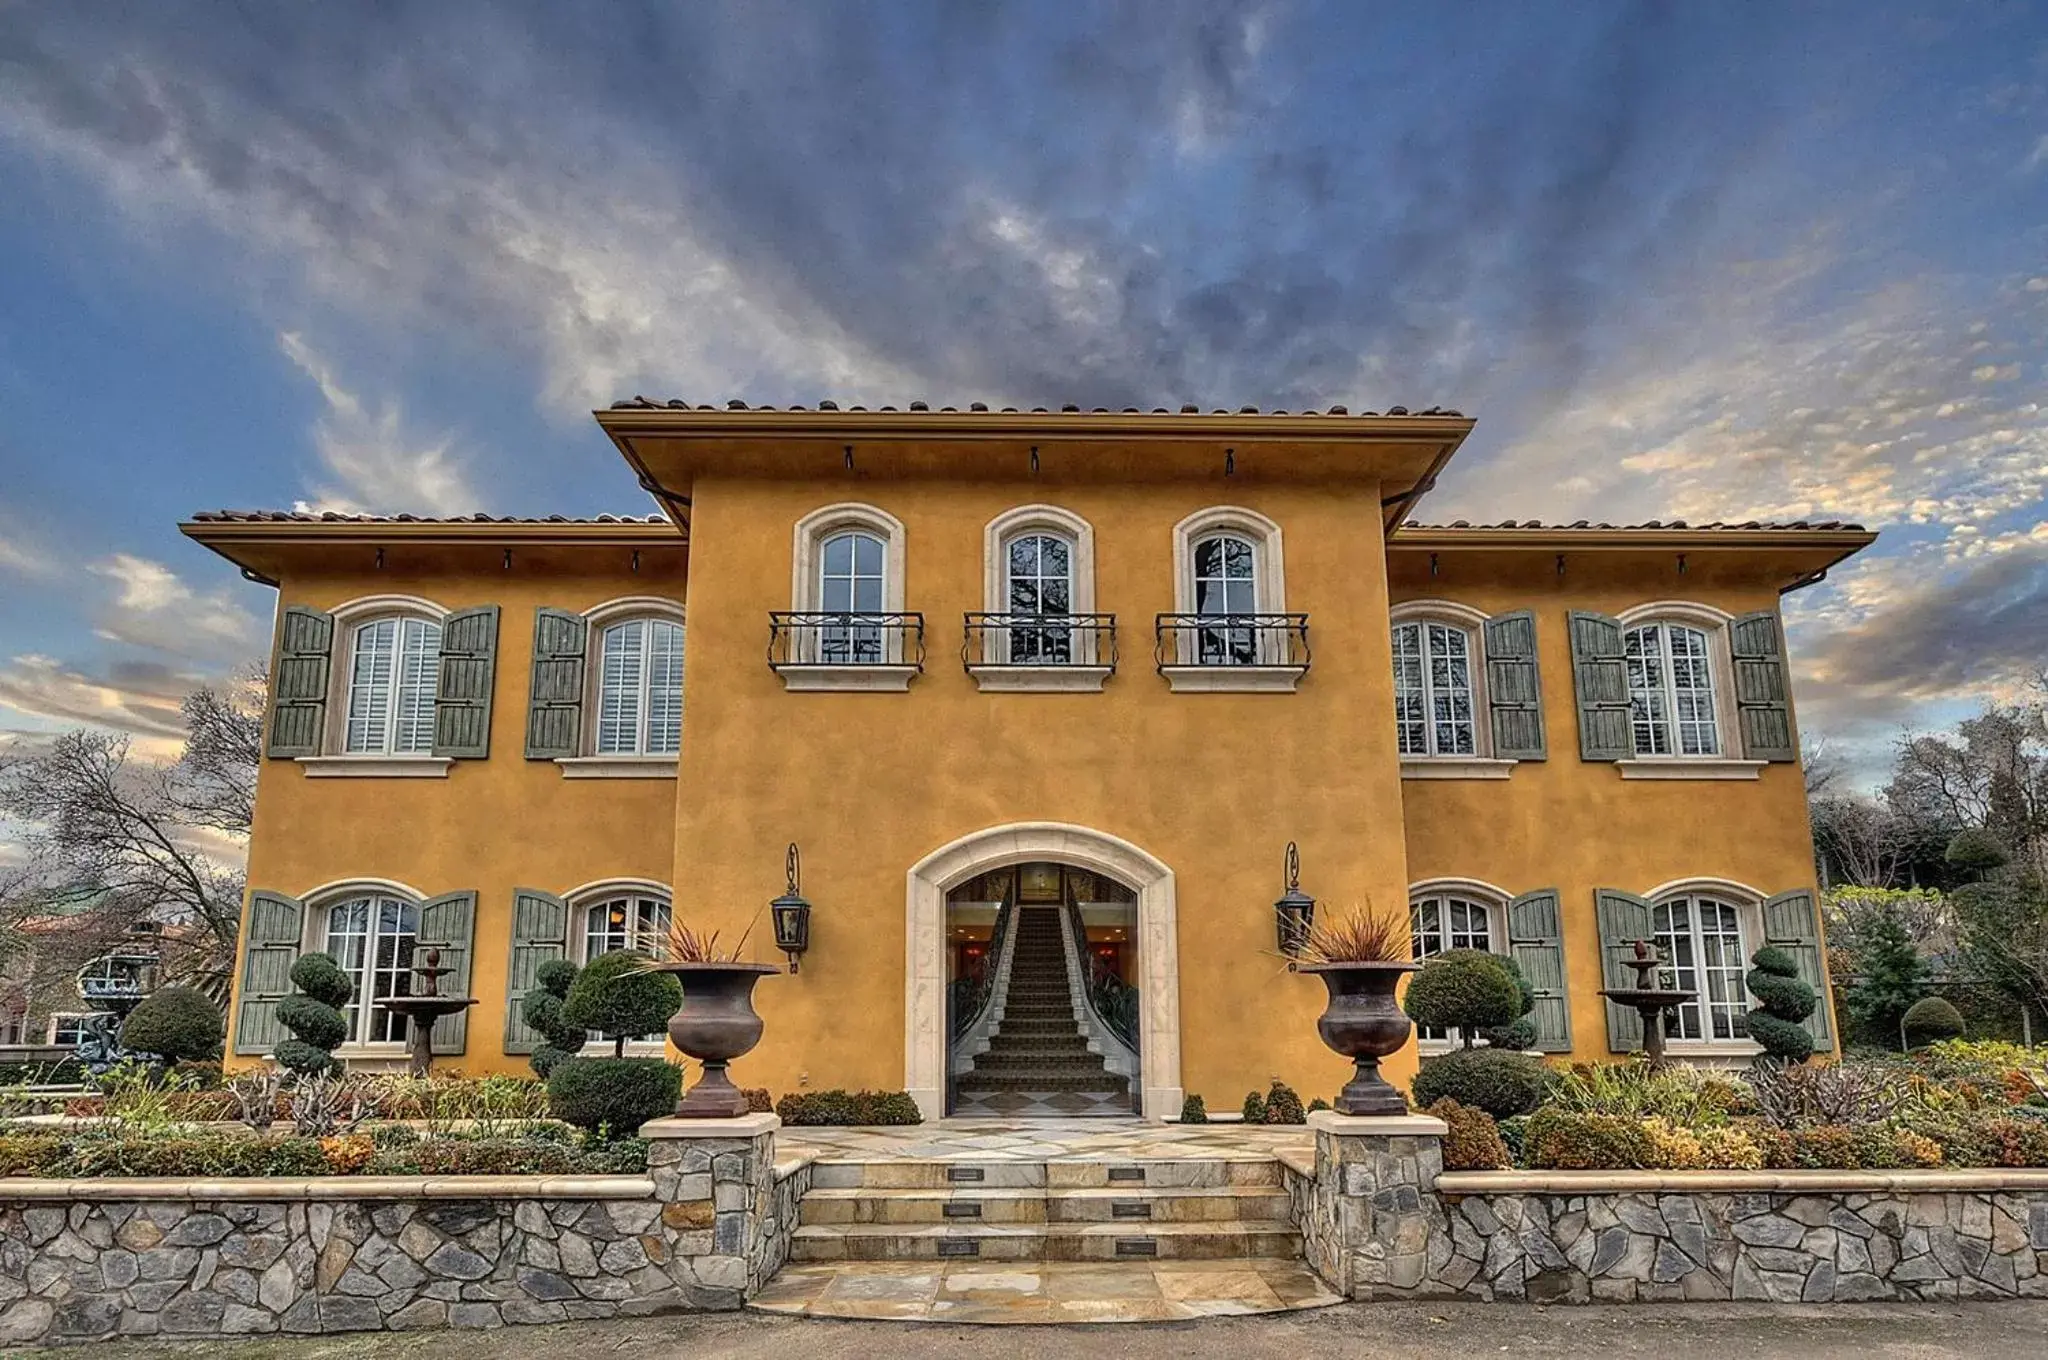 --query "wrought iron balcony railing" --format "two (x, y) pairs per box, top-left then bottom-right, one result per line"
(1153, 613), (1311, 672)
(961, 612), (1118, 672)
(768, 612), (926, 671)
